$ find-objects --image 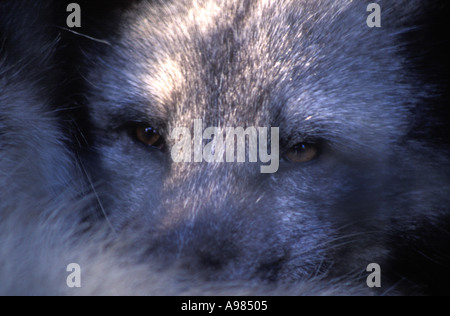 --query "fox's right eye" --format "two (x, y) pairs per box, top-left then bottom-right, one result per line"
(284, 143), (320, 163)
(135, 126), (165, 150)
